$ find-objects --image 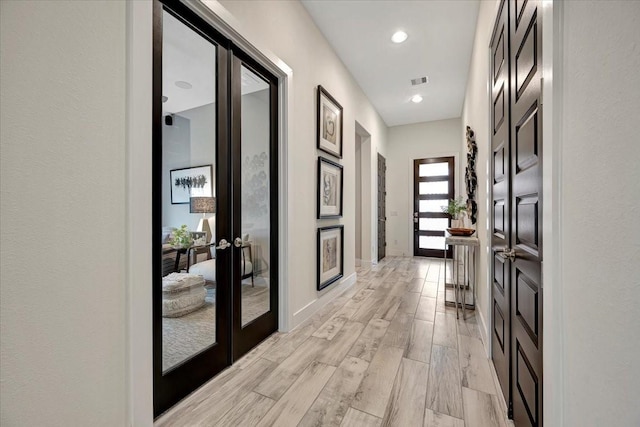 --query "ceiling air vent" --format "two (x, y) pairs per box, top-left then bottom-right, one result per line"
(411, 76), (429, 86)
